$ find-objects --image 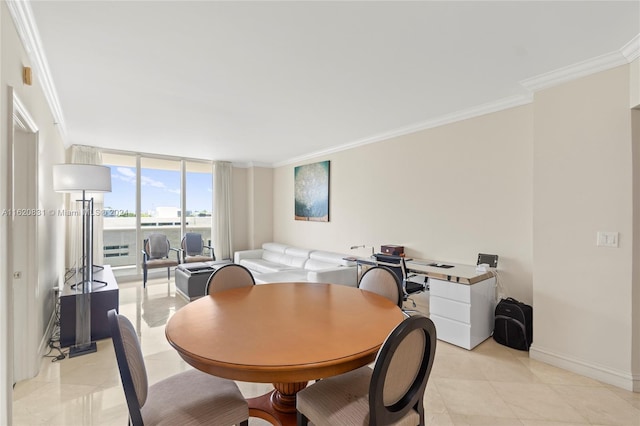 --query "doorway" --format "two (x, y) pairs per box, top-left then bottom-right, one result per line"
(10, 90), (40, 384)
